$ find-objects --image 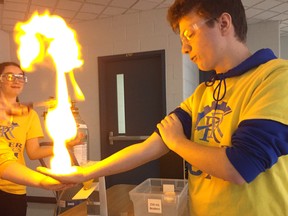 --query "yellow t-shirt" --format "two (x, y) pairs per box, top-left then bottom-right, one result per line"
(0, 109), (43, 194)
(181, 59), (288, 215)
(0, 138), (17, 175)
